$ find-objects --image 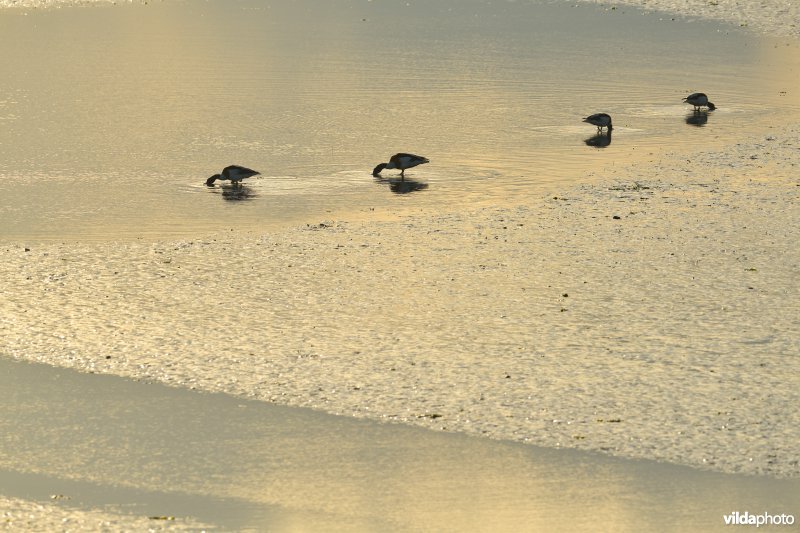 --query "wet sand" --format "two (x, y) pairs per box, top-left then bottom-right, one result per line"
(0, 496), (209, 532)
(4, 128), (799, 530)
(4, 124), (798, 477)
(580, 0), (800, 38)
(3, 357), (798, 531)
(1, 0), (799, 530)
